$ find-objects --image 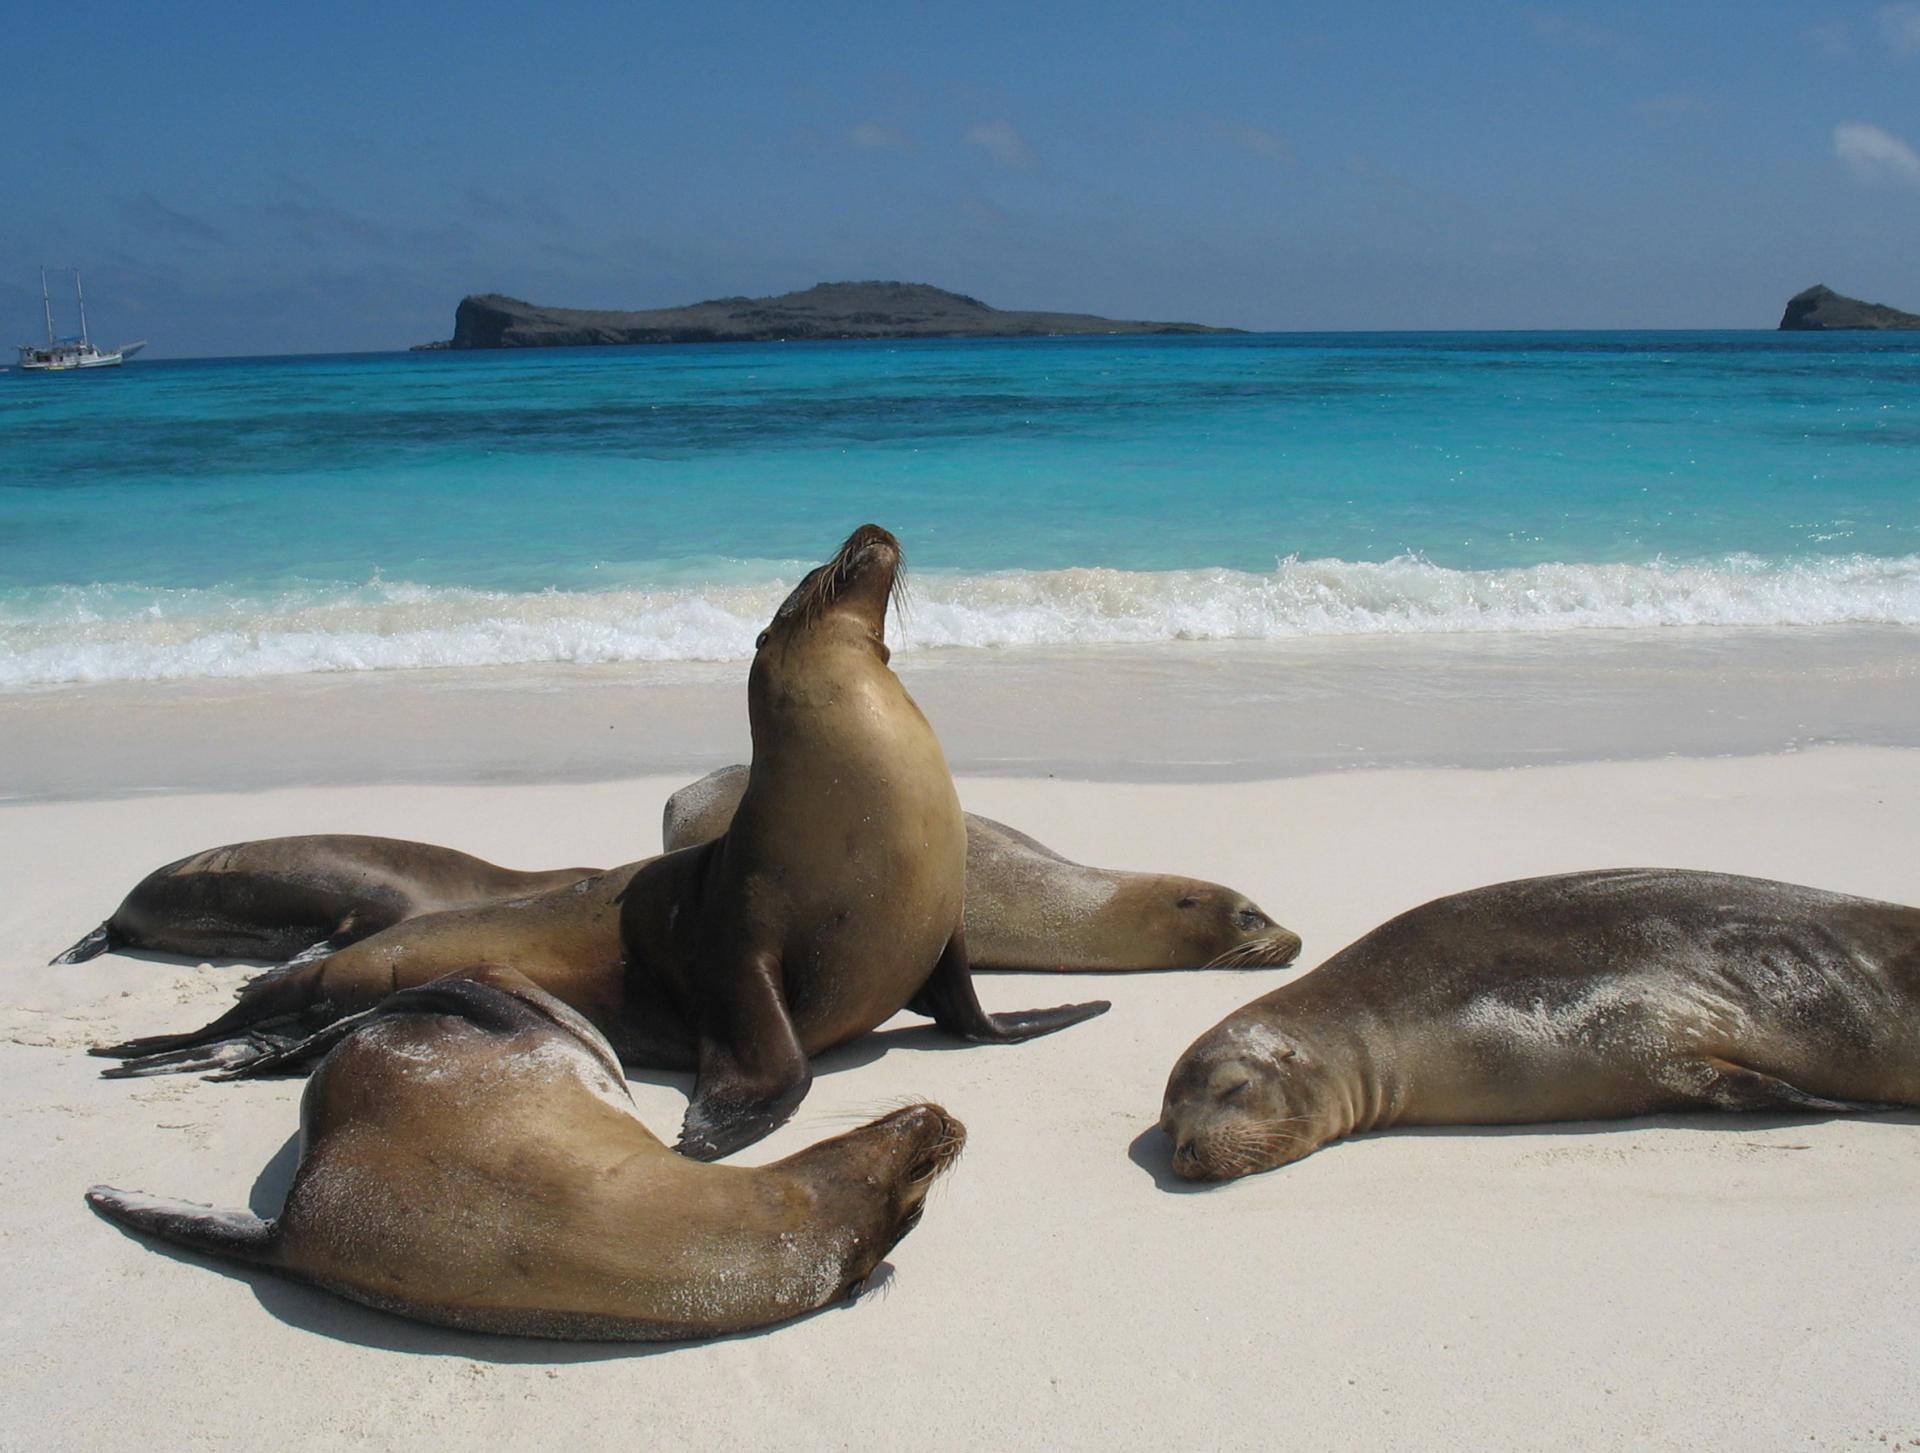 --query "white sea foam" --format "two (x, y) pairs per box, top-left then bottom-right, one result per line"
(4, 552), (1918, 687)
